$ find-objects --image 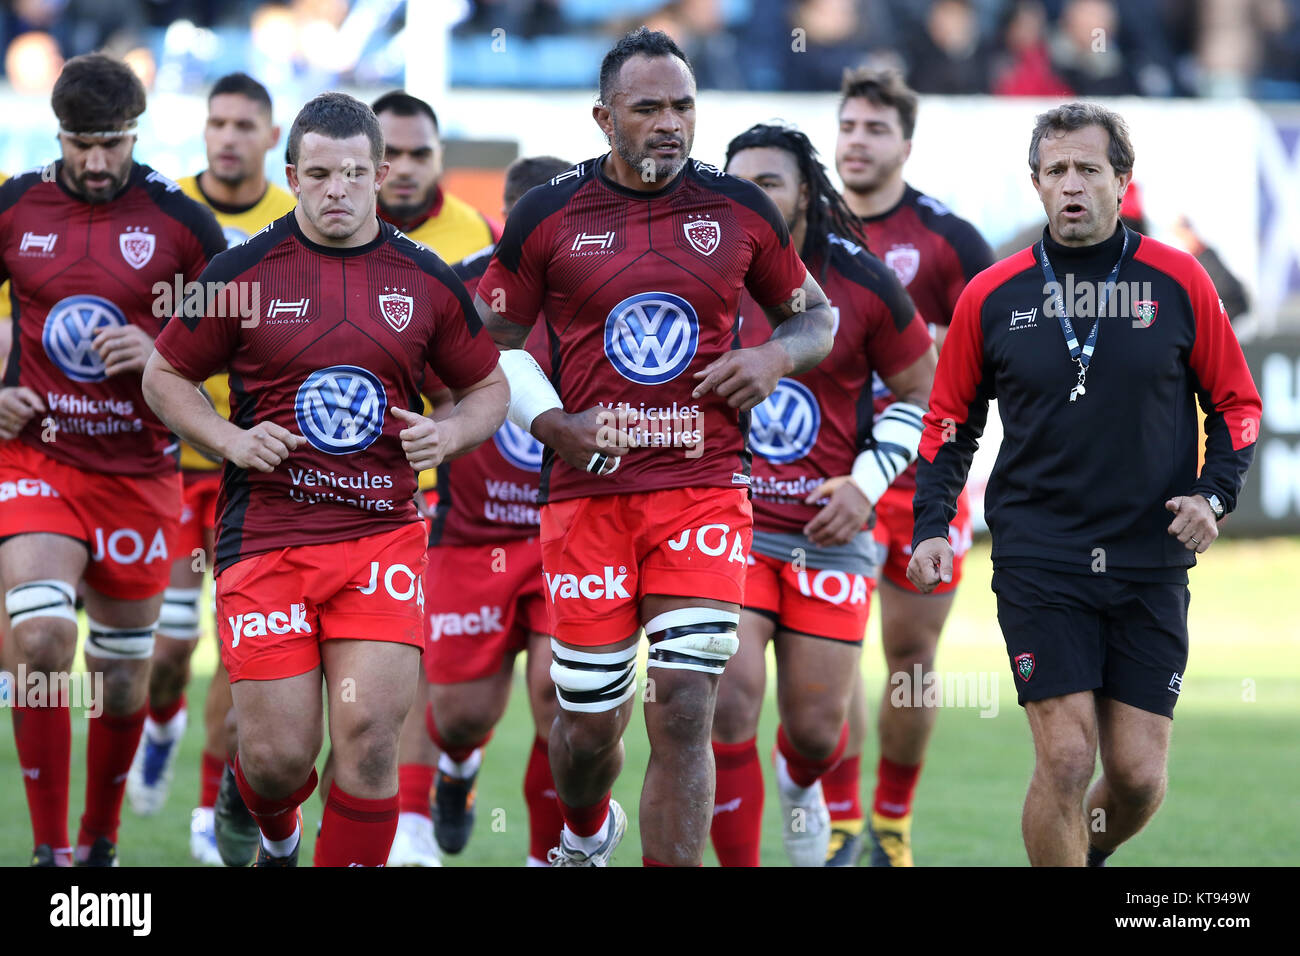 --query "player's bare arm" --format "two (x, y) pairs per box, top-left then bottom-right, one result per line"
(391, 364), (508, 471)
(142, 349), (304, 472)
(802, 347), (937, 547)
(0, 387), (47, 440)
(93, 323), (154, 376)
(693, 272), (834, 411)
